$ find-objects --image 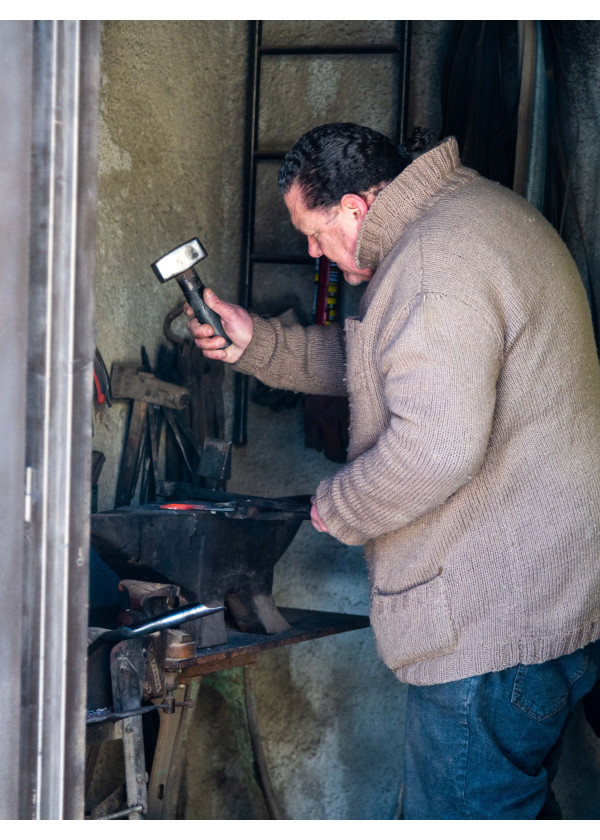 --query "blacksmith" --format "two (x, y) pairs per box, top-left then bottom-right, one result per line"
(186, 123), (600, 819)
